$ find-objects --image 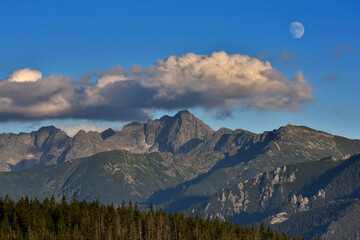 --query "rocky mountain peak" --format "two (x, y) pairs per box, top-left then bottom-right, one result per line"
(36, 125), (58, 132)
(74, 129), (87, 138)
(101, 128), (115, 140)
(121, 122), (143, 131)
(174, 109), (191, 118)
(172, 110), (213, 129)
(147, 110), (215, 153)
(34, 126), (61, 137)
